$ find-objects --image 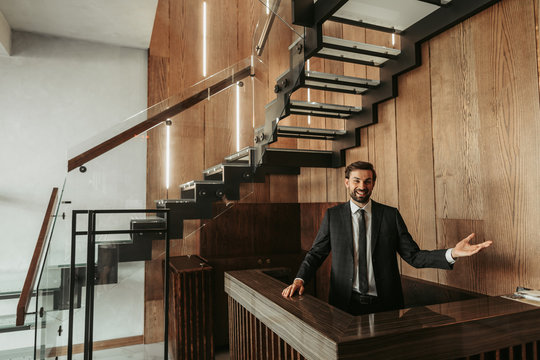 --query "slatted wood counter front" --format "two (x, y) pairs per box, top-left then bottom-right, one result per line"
(225, 269), (540, 360)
